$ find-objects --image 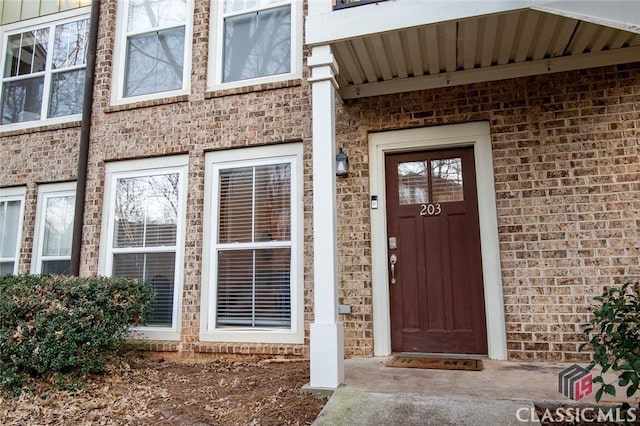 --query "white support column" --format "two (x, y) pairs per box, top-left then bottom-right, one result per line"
(308, 44), (344, 390)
